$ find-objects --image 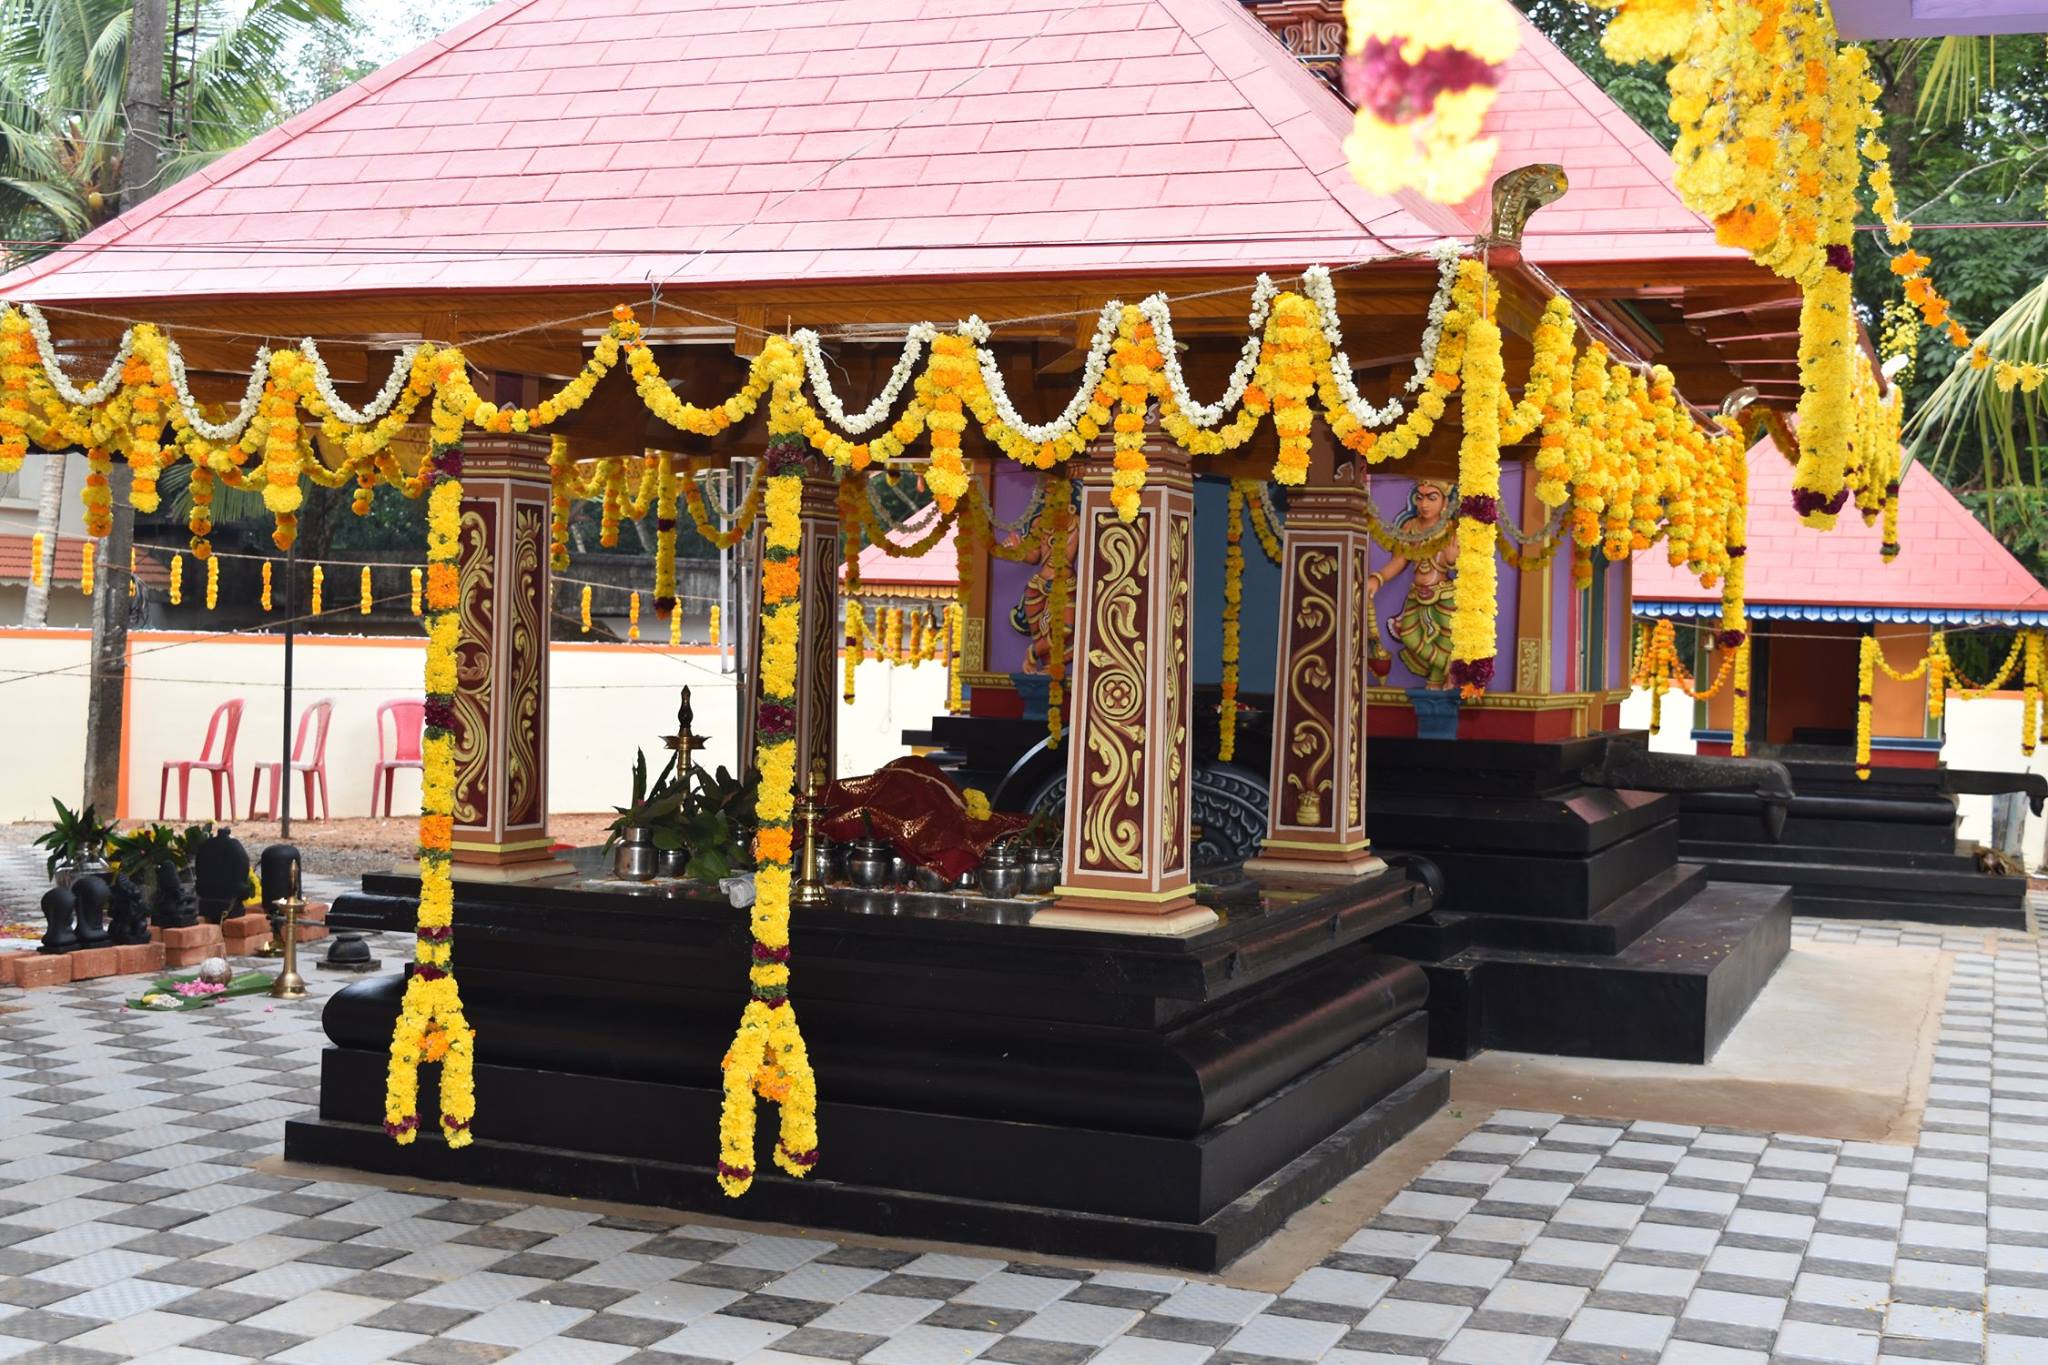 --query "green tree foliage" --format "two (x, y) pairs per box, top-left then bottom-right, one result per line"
(0, 0), (352, 253)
